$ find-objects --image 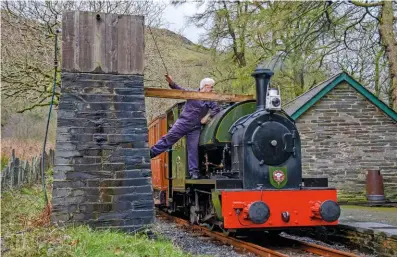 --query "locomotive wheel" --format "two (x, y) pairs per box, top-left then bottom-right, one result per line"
(247, 230), (265, 238)
(205, 223), (216, 231)
(220, 224), (236, 237)
(266, 230), (281, 237)
(167, 201), (176, 214)
(222, 228), (236, 237)
(190, 206), (199, 224)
